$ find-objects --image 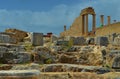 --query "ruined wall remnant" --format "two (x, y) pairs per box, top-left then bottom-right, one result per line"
(5, 28), (28, 42)
(60, 7), (96, 37)
(60, 7), (120, 37)
(96, 22), (120, 36)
